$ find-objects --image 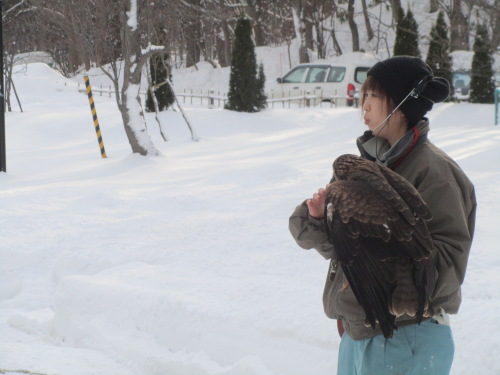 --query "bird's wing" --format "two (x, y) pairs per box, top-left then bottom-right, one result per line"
(377, 163), (432, 221)
(327, 179), (430, 260)
(375, 164), (434, 256)
(333, 219), (398, 337)
(326, 176), (434, 338)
